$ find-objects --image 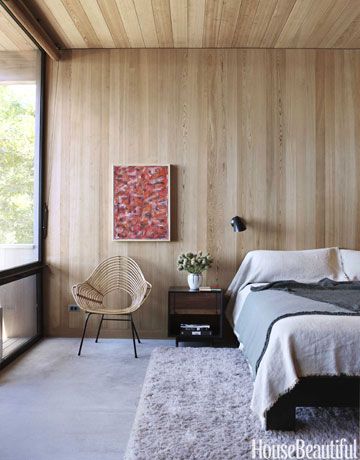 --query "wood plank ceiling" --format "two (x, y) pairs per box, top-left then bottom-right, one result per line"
(23, 0), (360, 49)
(0, 6), (36, 50)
